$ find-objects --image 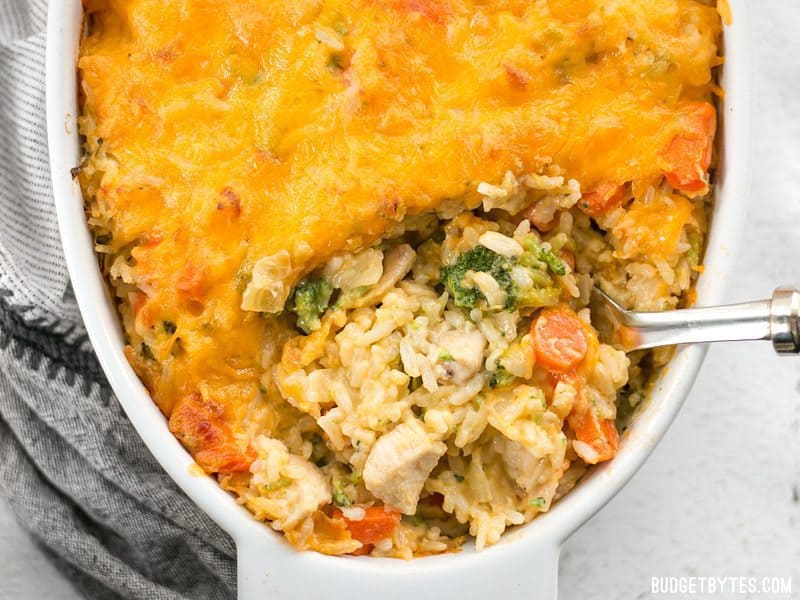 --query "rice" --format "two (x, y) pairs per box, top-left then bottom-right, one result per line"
(78, 0), (720, 561)
(214, 168), (708, 556)
(90, 151), (705, 556)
